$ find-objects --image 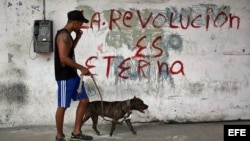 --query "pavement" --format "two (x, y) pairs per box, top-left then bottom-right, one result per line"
(0, 120), (249, 141)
